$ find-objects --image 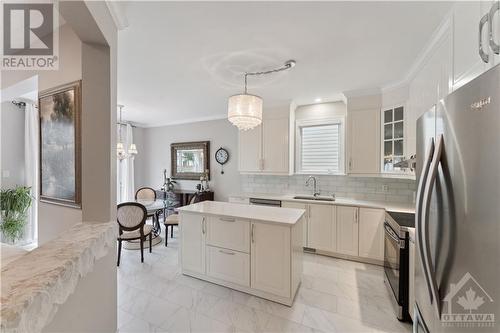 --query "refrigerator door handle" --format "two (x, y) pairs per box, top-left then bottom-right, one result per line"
(421, 134), (444, 319)
(489, 1), (500, 54)
(479, 13), (490, 63)
(416, 138), (435, 304)
(413, 304), (430, 333)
